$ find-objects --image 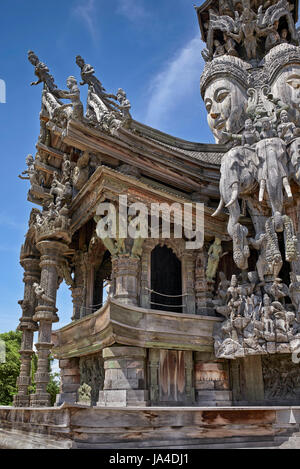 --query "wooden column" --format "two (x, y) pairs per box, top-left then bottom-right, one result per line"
(30, 240), (67, 407)
(13, 256), (40, 407)
(182, 252), (196, 314)
(71, 252), (87, 321)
